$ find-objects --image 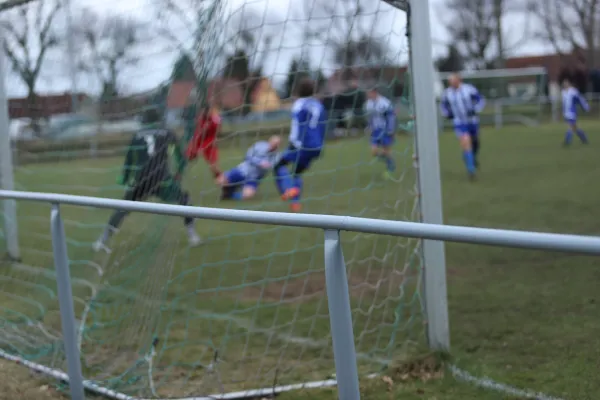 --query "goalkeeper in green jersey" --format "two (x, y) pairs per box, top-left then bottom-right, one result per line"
(93, 108), (202, 253)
